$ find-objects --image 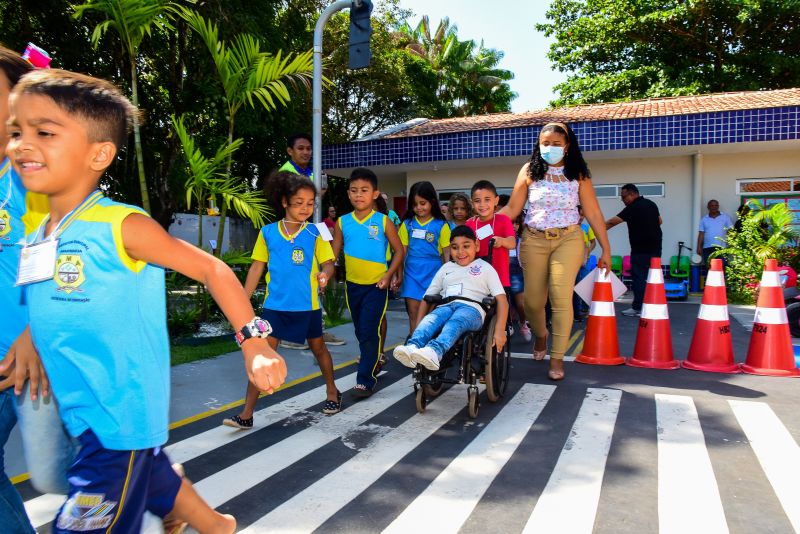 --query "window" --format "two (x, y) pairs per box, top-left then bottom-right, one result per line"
(594, 183), (665, 199)
(736, 178), (800, 195)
